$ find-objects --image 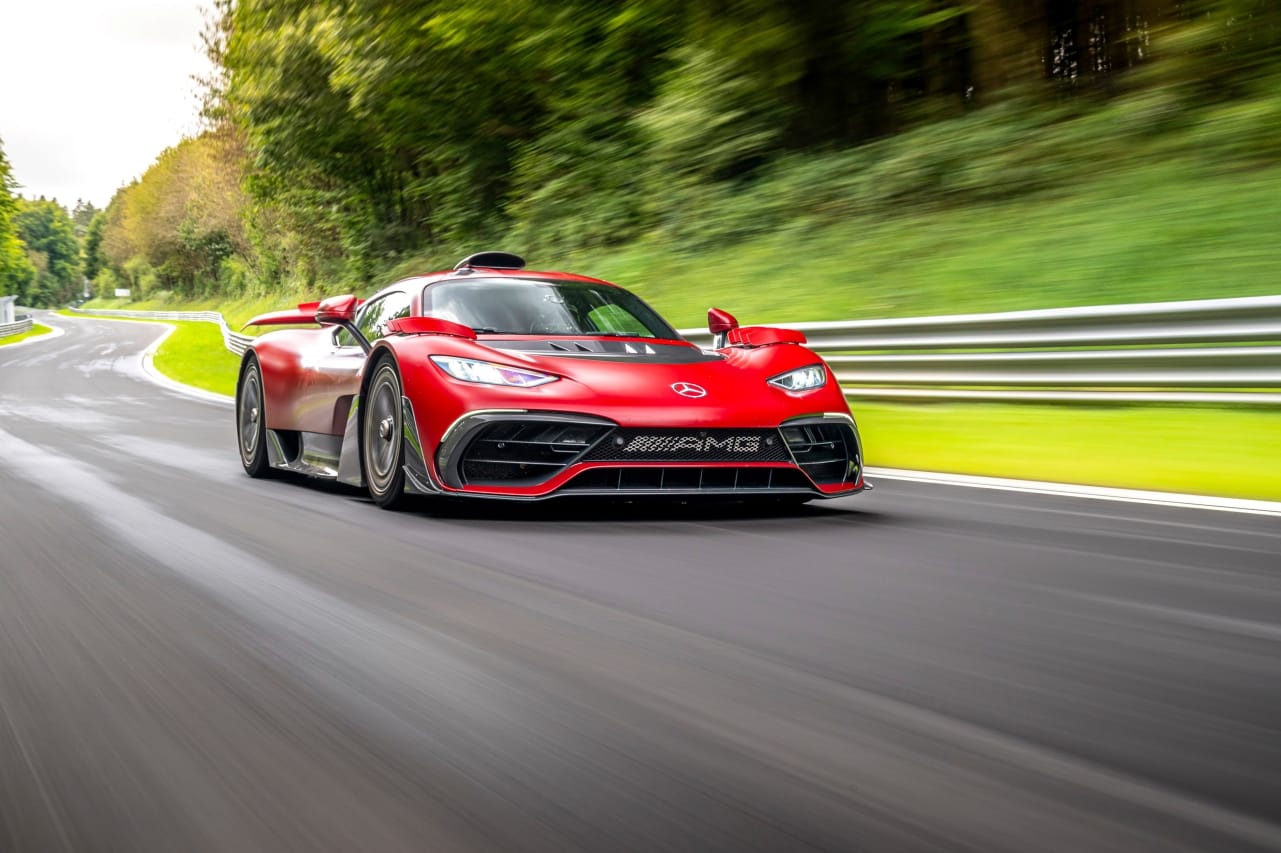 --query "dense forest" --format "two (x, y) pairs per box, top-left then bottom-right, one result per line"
(4, 0), (1279, 308)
